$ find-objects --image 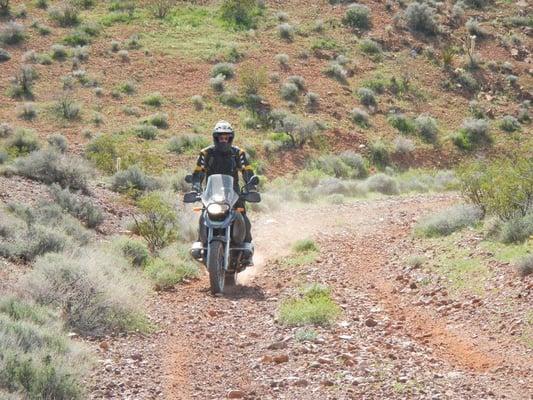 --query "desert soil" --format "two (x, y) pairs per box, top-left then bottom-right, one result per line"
(89, 193), (532, 400)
